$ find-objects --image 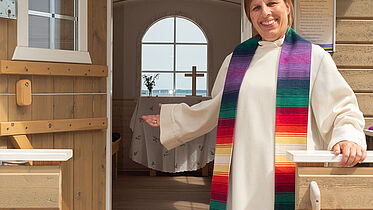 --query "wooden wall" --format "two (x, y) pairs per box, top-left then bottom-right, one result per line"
(334, 0), (373, 129)
(112, 99), (148, 171)
(0, 0), (108, 209)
